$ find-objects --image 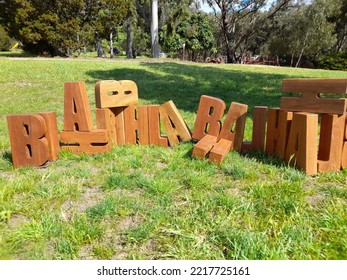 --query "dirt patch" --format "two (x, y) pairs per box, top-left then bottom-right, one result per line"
(306, 193), (325, 208)
(226, 188), (246, 197)
(118, 215), (144, 231)
(78, 244), (94, 260)
(61, 186), (107, 221)
(8, 214), (30, 229)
